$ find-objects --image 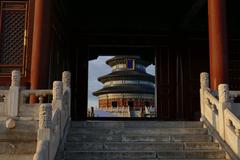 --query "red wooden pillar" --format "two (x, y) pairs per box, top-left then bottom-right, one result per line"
(30, 0), (51, 90)
(208, 0), (229, 90)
